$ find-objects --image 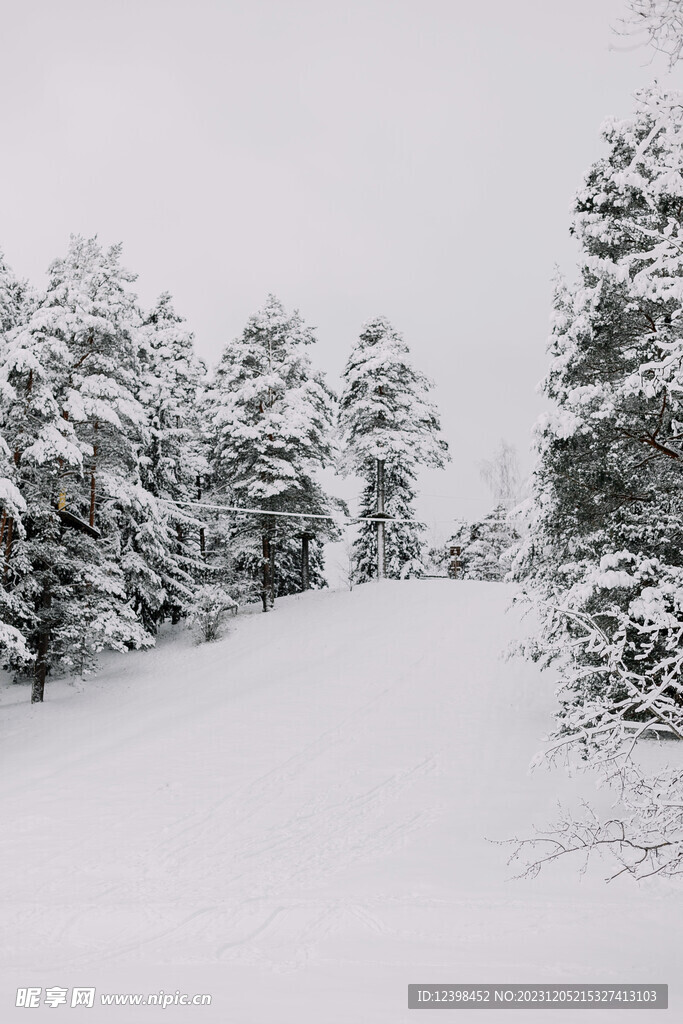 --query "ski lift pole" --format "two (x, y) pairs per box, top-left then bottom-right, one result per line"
(301, 531), (312, 591)
(269, 536), (276, 608)
(376, 458), (386, 579)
